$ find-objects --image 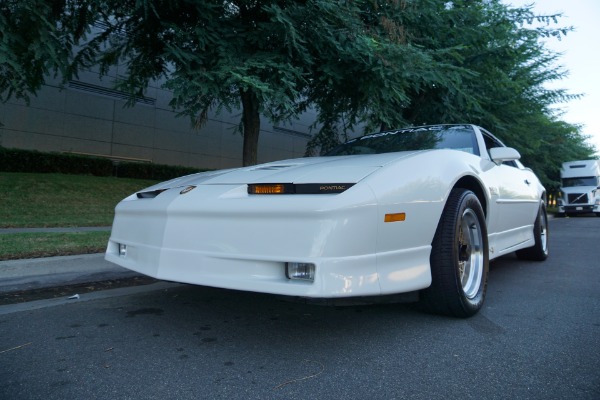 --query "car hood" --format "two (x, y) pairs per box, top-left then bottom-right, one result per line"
(144, 152), (422, 191)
